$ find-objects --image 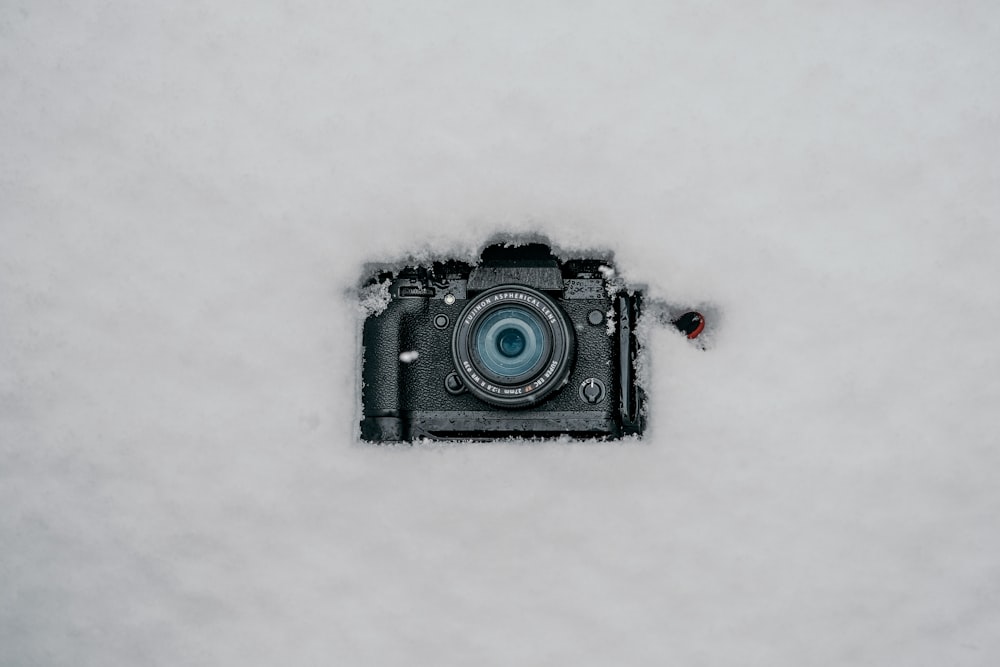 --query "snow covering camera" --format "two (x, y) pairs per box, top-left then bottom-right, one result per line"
(358, 242), (703, 442)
